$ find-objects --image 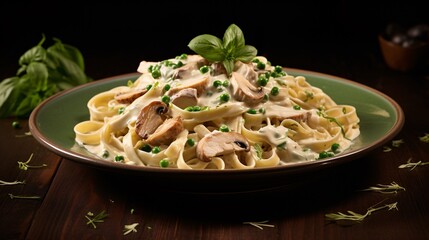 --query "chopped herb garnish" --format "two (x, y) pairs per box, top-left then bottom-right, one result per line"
(0, 180), (25, 186)
(8, 193), (41, 200)
(383, 146), (392, 152)
(293, 105), (301, 110)
(325, 201), (398, 224)
(123, 223), (139, 235)
(254, 144), (263, 159)
(277, 142), (286, 150)
(18, 153), (47, 170)
(15, 131), (32, 137)
(361, 182), (405, 194)
(419, 133), (429, 143)
(118, 107), (125, 114)
(398, 157), (429, 171)
(243, 220), (274, 230)
(391, 139), (404, 147)
(85, 210), (108, 229)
